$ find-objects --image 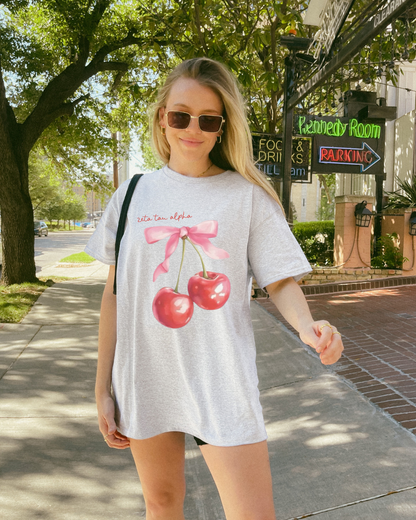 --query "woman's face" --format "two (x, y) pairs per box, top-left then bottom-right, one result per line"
(159, 78), (224, 167)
